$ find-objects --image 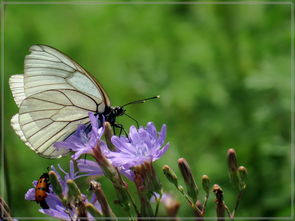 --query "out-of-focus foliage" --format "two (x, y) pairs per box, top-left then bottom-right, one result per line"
(2, 2), (291, 218)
